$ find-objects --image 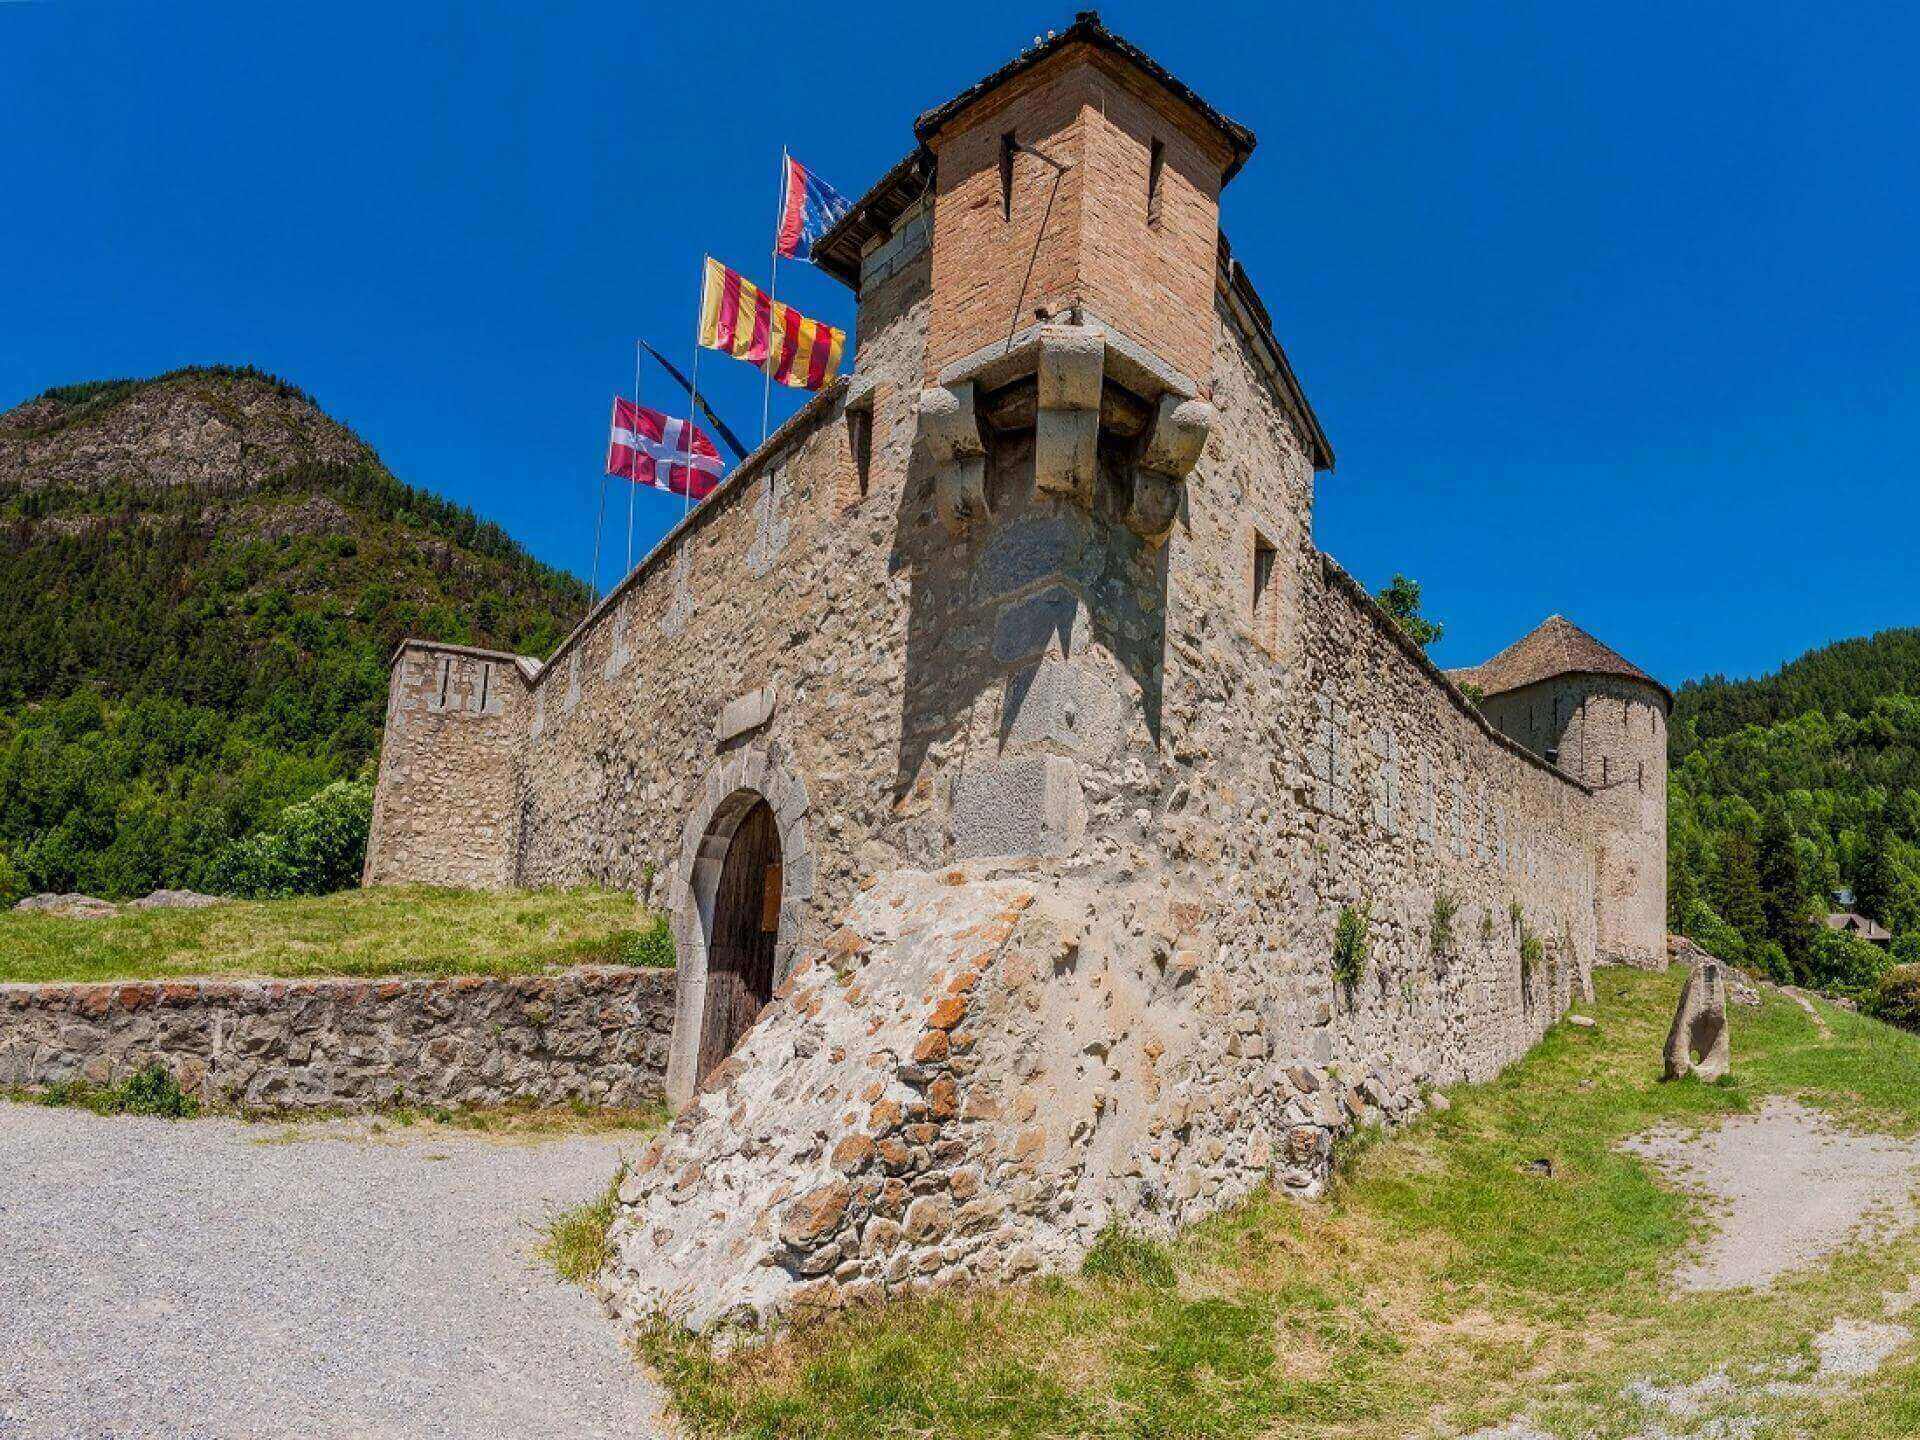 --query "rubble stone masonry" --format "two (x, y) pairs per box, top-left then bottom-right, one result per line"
(0, 968), (674, 1111)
